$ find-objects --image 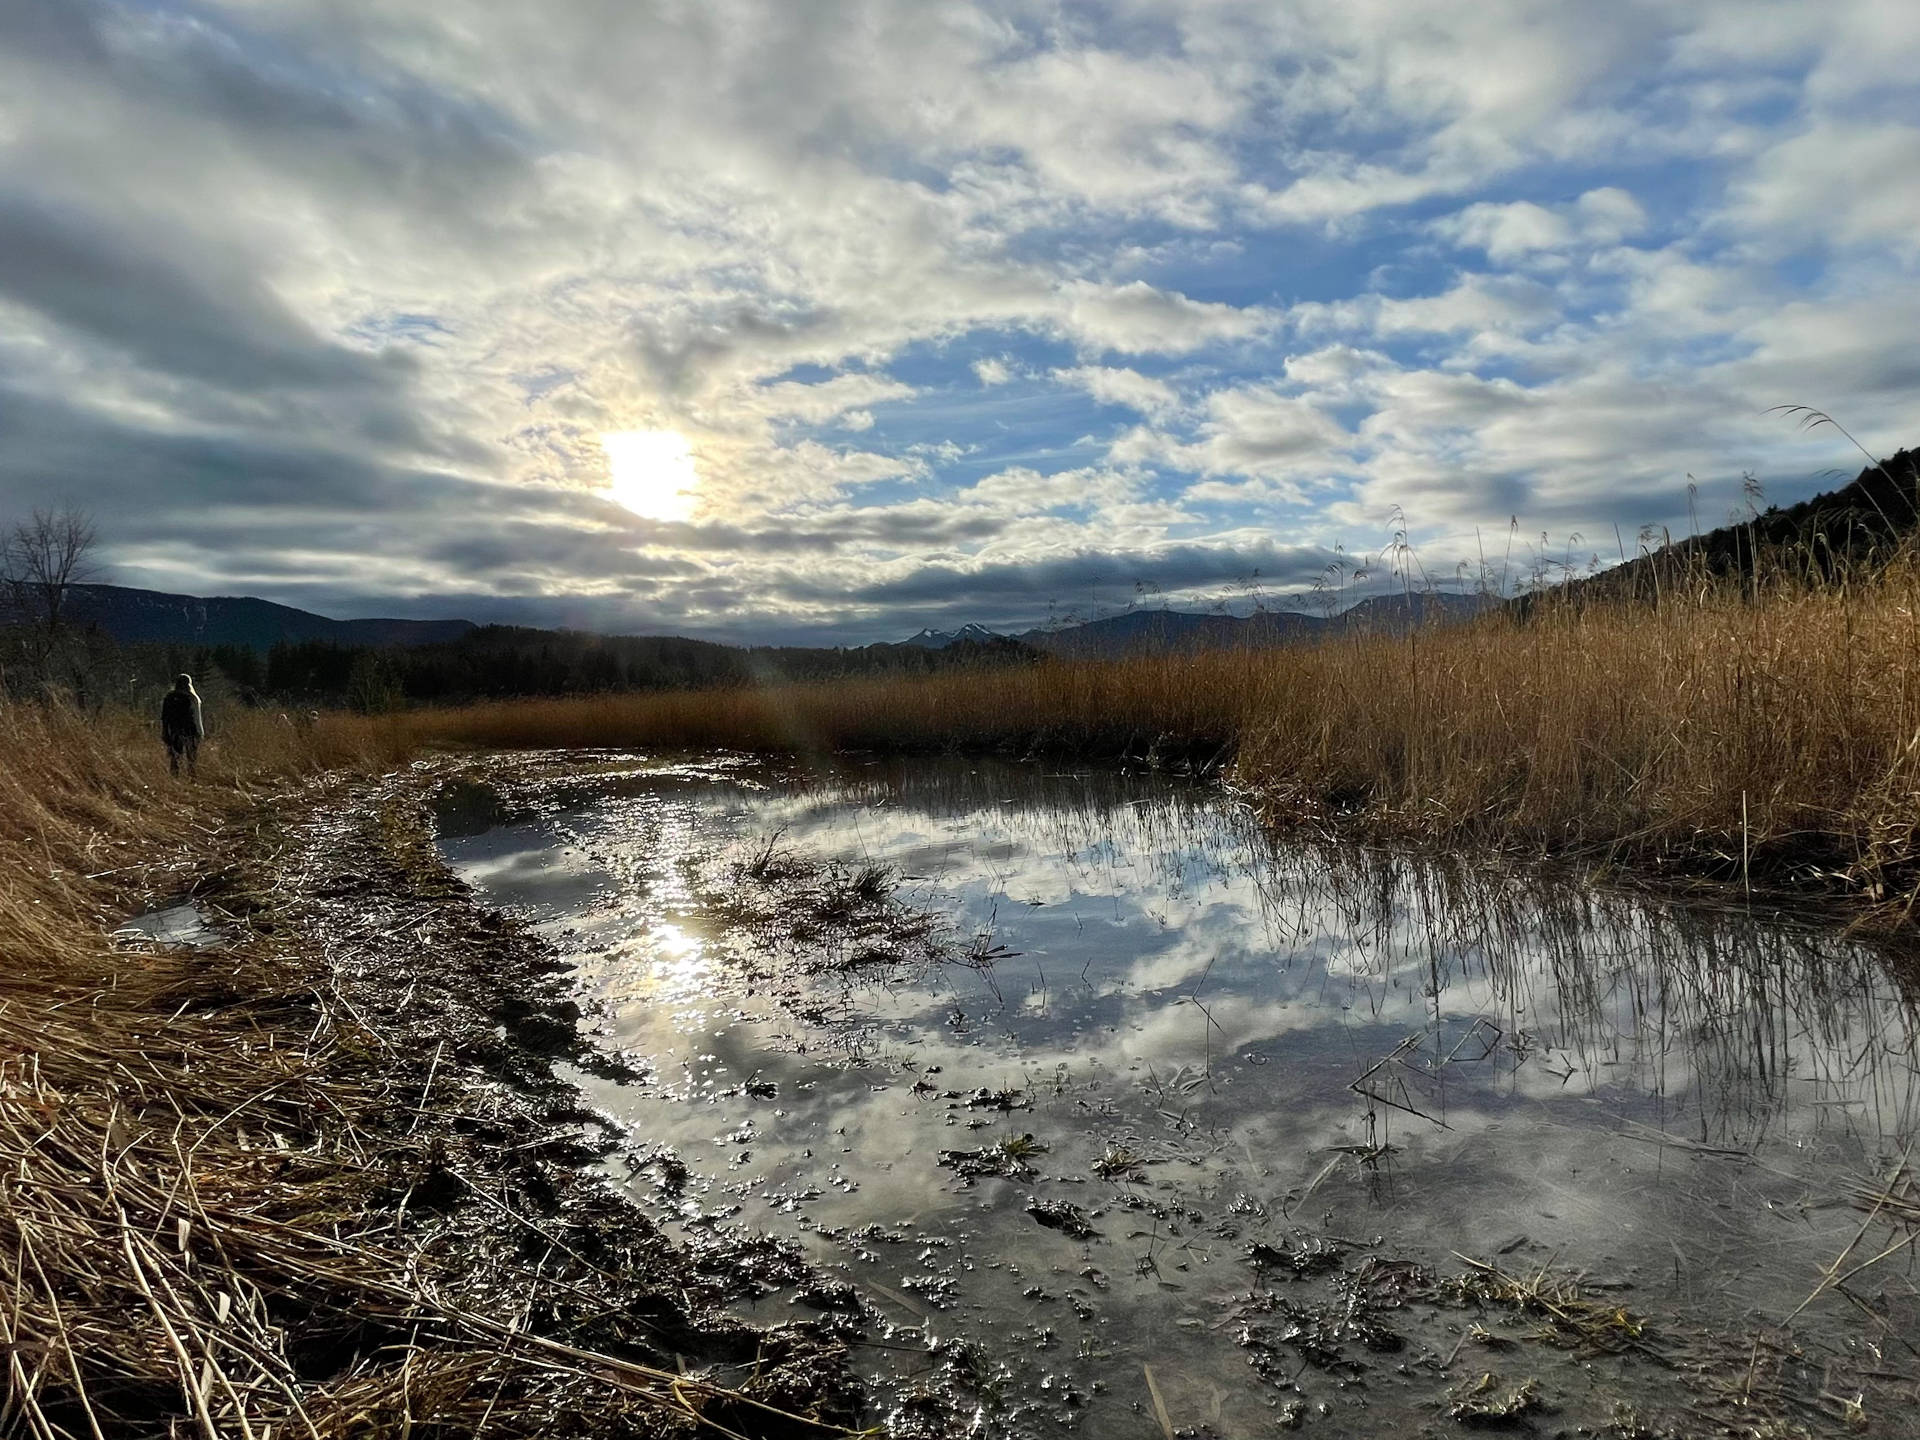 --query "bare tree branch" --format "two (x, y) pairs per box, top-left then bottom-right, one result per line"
(1, 507), (98, 634)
